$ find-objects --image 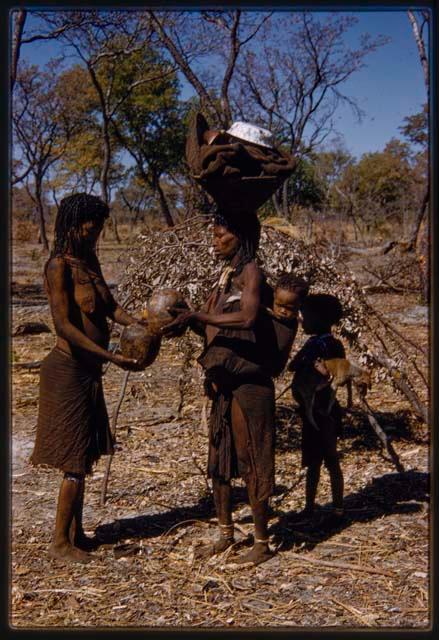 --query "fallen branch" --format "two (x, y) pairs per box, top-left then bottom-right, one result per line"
(275, 381), (292, 401)
(13, 361), (42, 370)
(290, 552), (394, 577)
(357, 395), (405, 473)
(13, 321), (51, 336)
(344, 240), (398, 256)
(370, 353), (428, 423)
(331, 597), (375, 626)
